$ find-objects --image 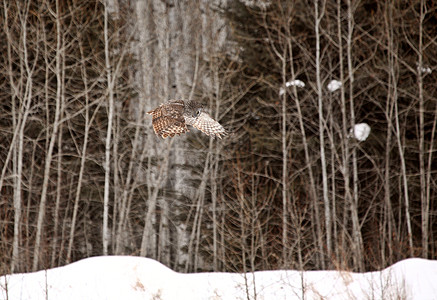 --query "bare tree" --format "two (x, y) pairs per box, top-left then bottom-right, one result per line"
(66, 36), (95, 263)
(33, 0), (64, 271)
(386, 1), (414, 257)
(314, 0), (330, 269)
(346, 0), (364, 271)
(414, 0), (431, 259)
(102, 0), (114, 256)
(2, 0), (32, 273)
